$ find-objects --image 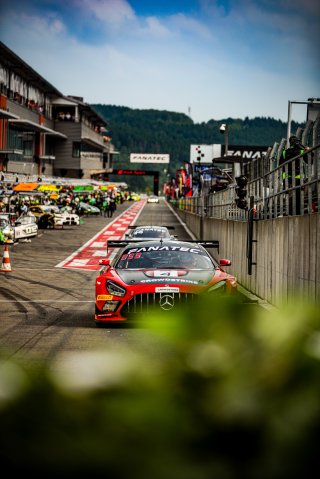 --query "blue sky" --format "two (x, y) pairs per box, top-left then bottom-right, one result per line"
(0, 0), (319, 123)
